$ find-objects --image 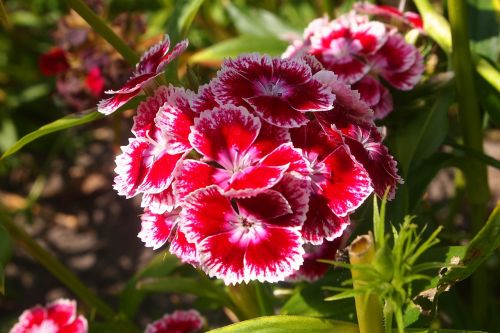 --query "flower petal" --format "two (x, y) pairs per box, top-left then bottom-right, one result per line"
(138, 210), (178, 250)
(198, 232), (247, 285)
(381, 52), (424, 90)
(243, 226), (304, 283)
(271, 174), (310, 227)
(191, 83), (220, 113)
(136, 151), (184, 194)
(226, 164), (288, 197)
(46, 299), (77, 327)
(144, 310), (204, 333)
(97, 89), (142, 116)
(170, 229), (198, 265)
(319, 145), (373, 217)
(141, 187), (176, 214)
(189, 106), (261, 164)
(113, 139), (150, 198)
(246, 95), (309, 128)
(173, 160), (217, 202)
(301, 194), (350, 244)
(180, 186), (236, 243)
(132, 86), (172, 138)
(259, 142), (309, 177)
(236, 190), (292, 220)
(154, 85), (196, 153)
